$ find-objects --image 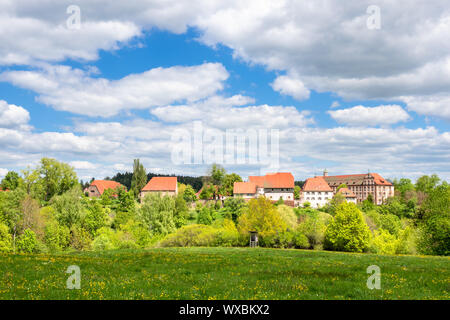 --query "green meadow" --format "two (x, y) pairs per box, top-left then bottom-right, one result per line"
(0, 247), (449, 300)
